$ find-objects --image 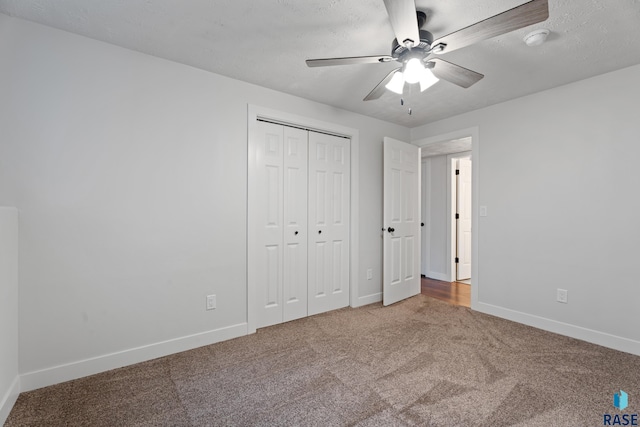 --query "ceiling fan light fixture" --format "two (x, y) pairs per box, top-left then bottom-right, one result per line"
(309, 0), (549, 102)
(419, 68), (439, 92)
(403, 57), (425, 84)
(385, 71), (405, 94)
